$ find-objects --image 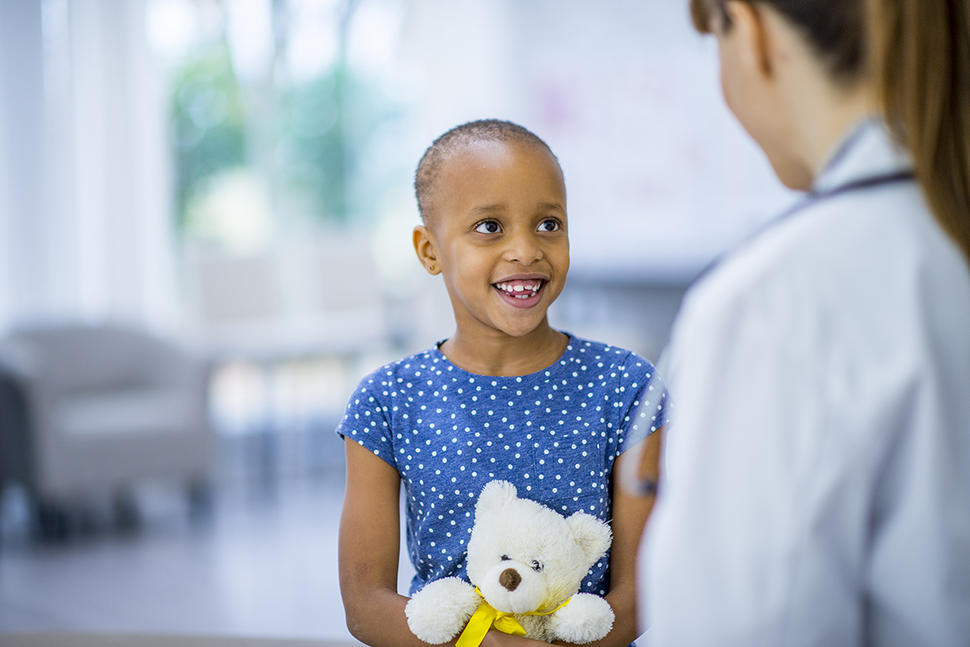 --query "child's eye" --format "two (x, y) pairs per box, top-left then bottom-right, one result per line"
(537, 219), (560, 232)
(531, 560), (544, 572)
(475, 220), (502, 234)
(500, 554), (511, 561)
